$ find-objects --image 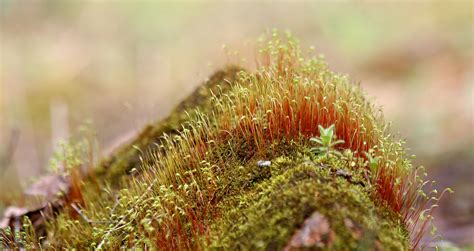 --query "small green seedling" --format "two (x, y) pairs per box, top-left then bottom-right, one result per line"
(364, 151), (379, 173)
(310, 124), (345, 157)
